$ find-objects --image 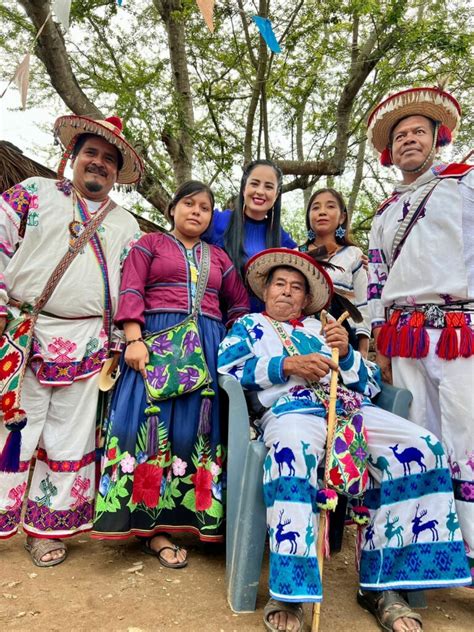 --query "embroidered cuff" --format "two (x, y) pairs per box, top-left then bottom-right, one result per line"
(371, 320), (385, 332)
(339, 346), (355, 371)
(269, 356), (288, 384)
(110, 340), (125, 353)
